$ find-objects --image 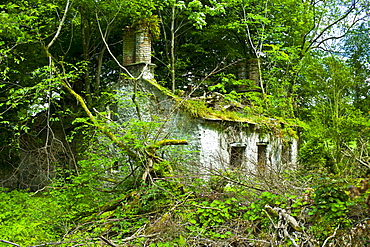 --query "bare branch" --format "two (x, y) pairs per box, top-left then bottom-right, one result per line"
(321, 225), (340, 247)
(95, 13), (136, 80)
(306, 1), (358, 53)
(99, 236), (117, 247)
(0, 240), (20, 247)
(46, 0), (71, 50)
